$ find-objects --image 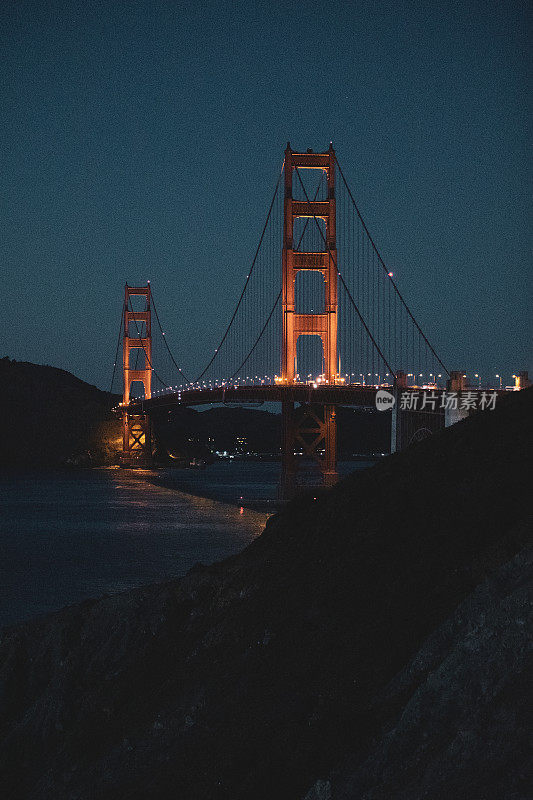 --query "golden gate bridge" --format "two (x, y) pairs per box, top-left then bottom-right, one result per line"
(109, 143), (529, 498)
